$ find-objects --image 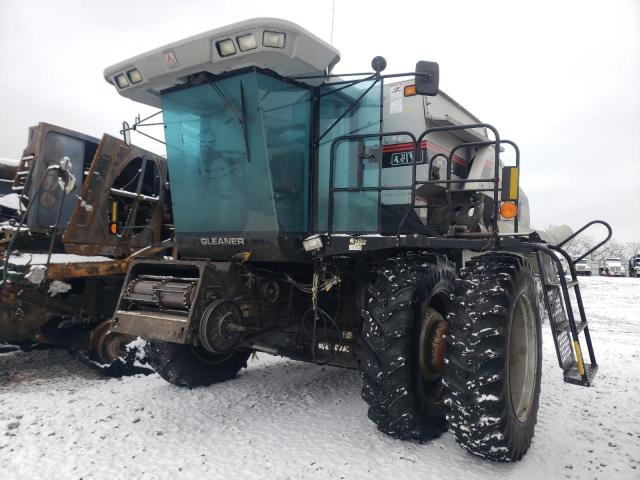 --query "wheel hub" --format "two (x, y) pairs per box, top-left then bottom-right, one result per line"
(91, 320), (134, 365)
(419, 306), (448, 384)
(199, 300), (243, 354)
(509, 294), (538, 423)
